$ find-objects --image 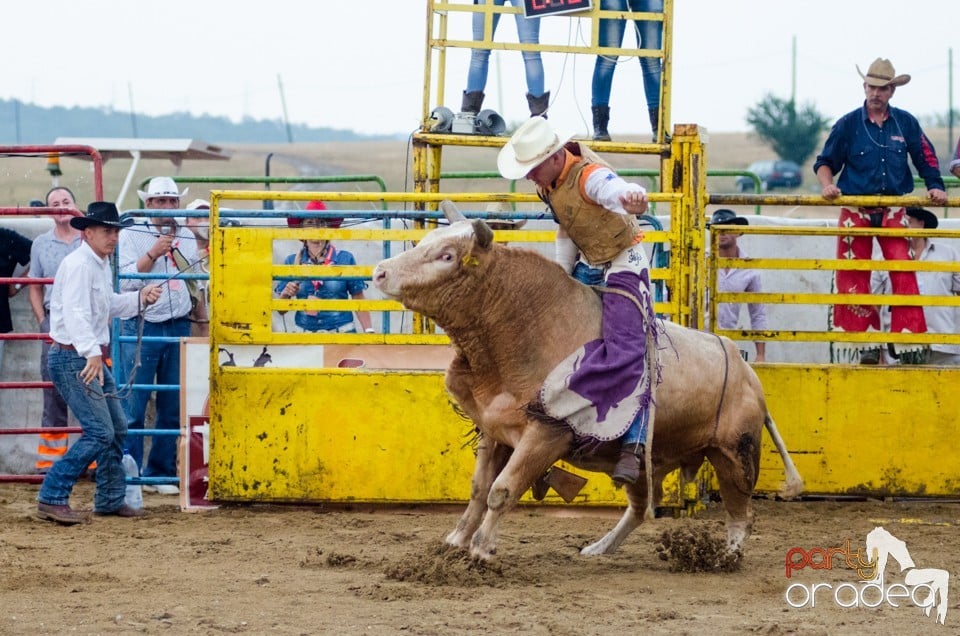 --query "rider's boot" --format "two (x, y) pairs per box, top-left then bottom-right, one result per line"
(612, 442), (644, 485)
